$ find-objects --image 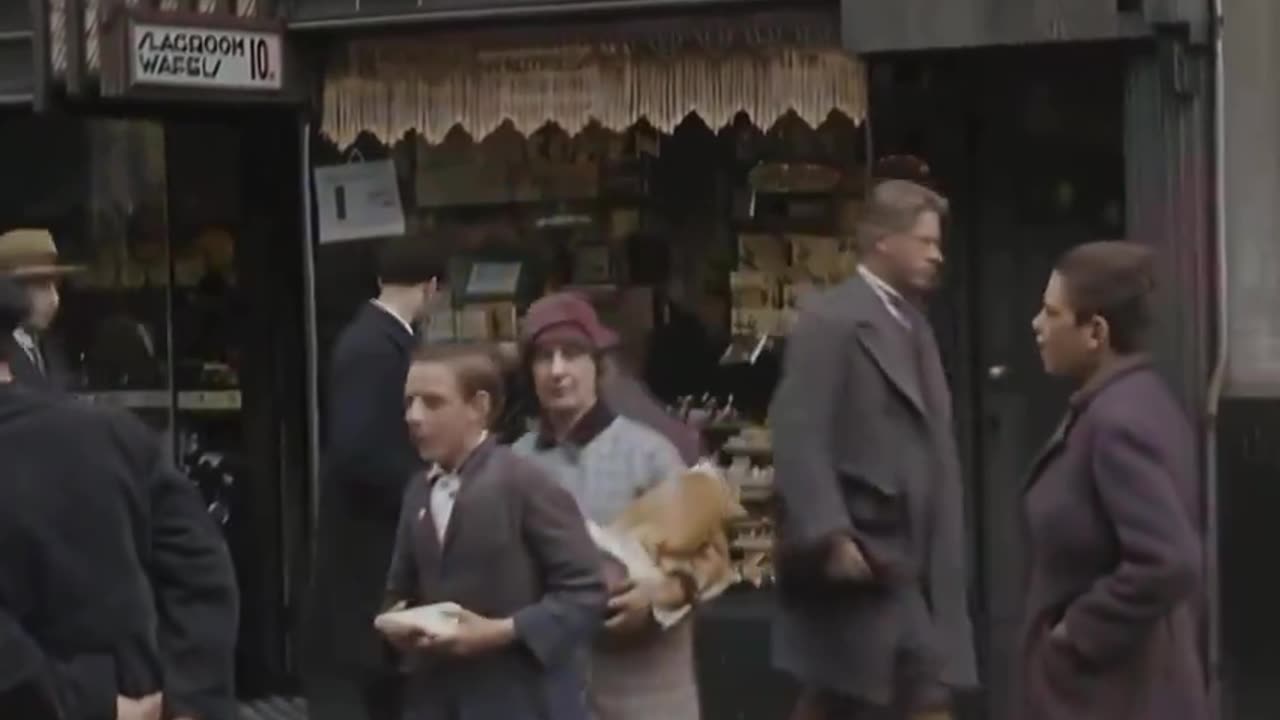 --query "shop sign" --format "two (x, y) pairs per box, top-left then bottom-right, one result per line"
(98, 8), (290, 100)
(128, 23), (283, 92)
